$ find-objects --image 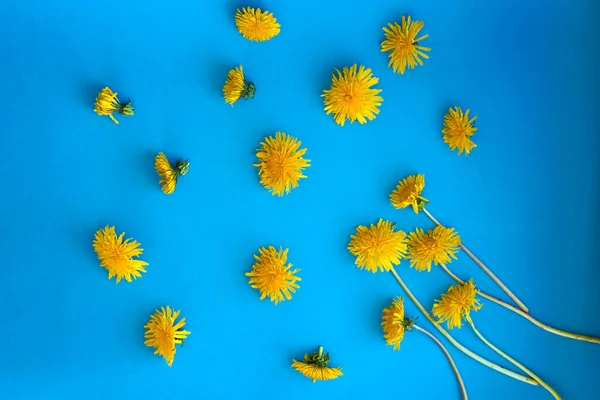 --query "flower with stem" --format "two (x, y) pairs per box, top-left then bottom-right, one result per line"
(382, 297), (468, 400)
(433, 281), (561, 399)
(442, 106), (478, 155)
(246, 246), (301, 305)
(92, 225), (148, 283)
(348, 219), (407, 273)
(154, 152), (190, 195)
(93, 87), (134, 124)
(292, 346), (343, 383)
(223, 65), (256, 105)
(254, 132), (310, 196)
(406, 225), (461, 272)
(322, 64), (383, 126)
(235, 7), (280, 41)
(387, 267), (537, 385)
(439, 262), (600, 345)
(144, 306), (191, 367)
(390, 174), (529, 313)
(381, 16), (430, 74)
